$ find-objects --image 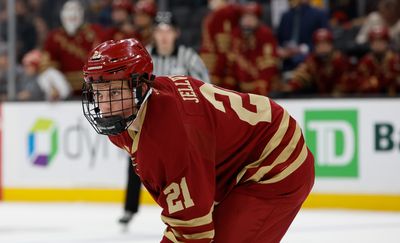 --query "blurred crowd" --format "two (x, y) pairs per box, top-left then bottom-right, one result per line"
(0, 0), (399, 101)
